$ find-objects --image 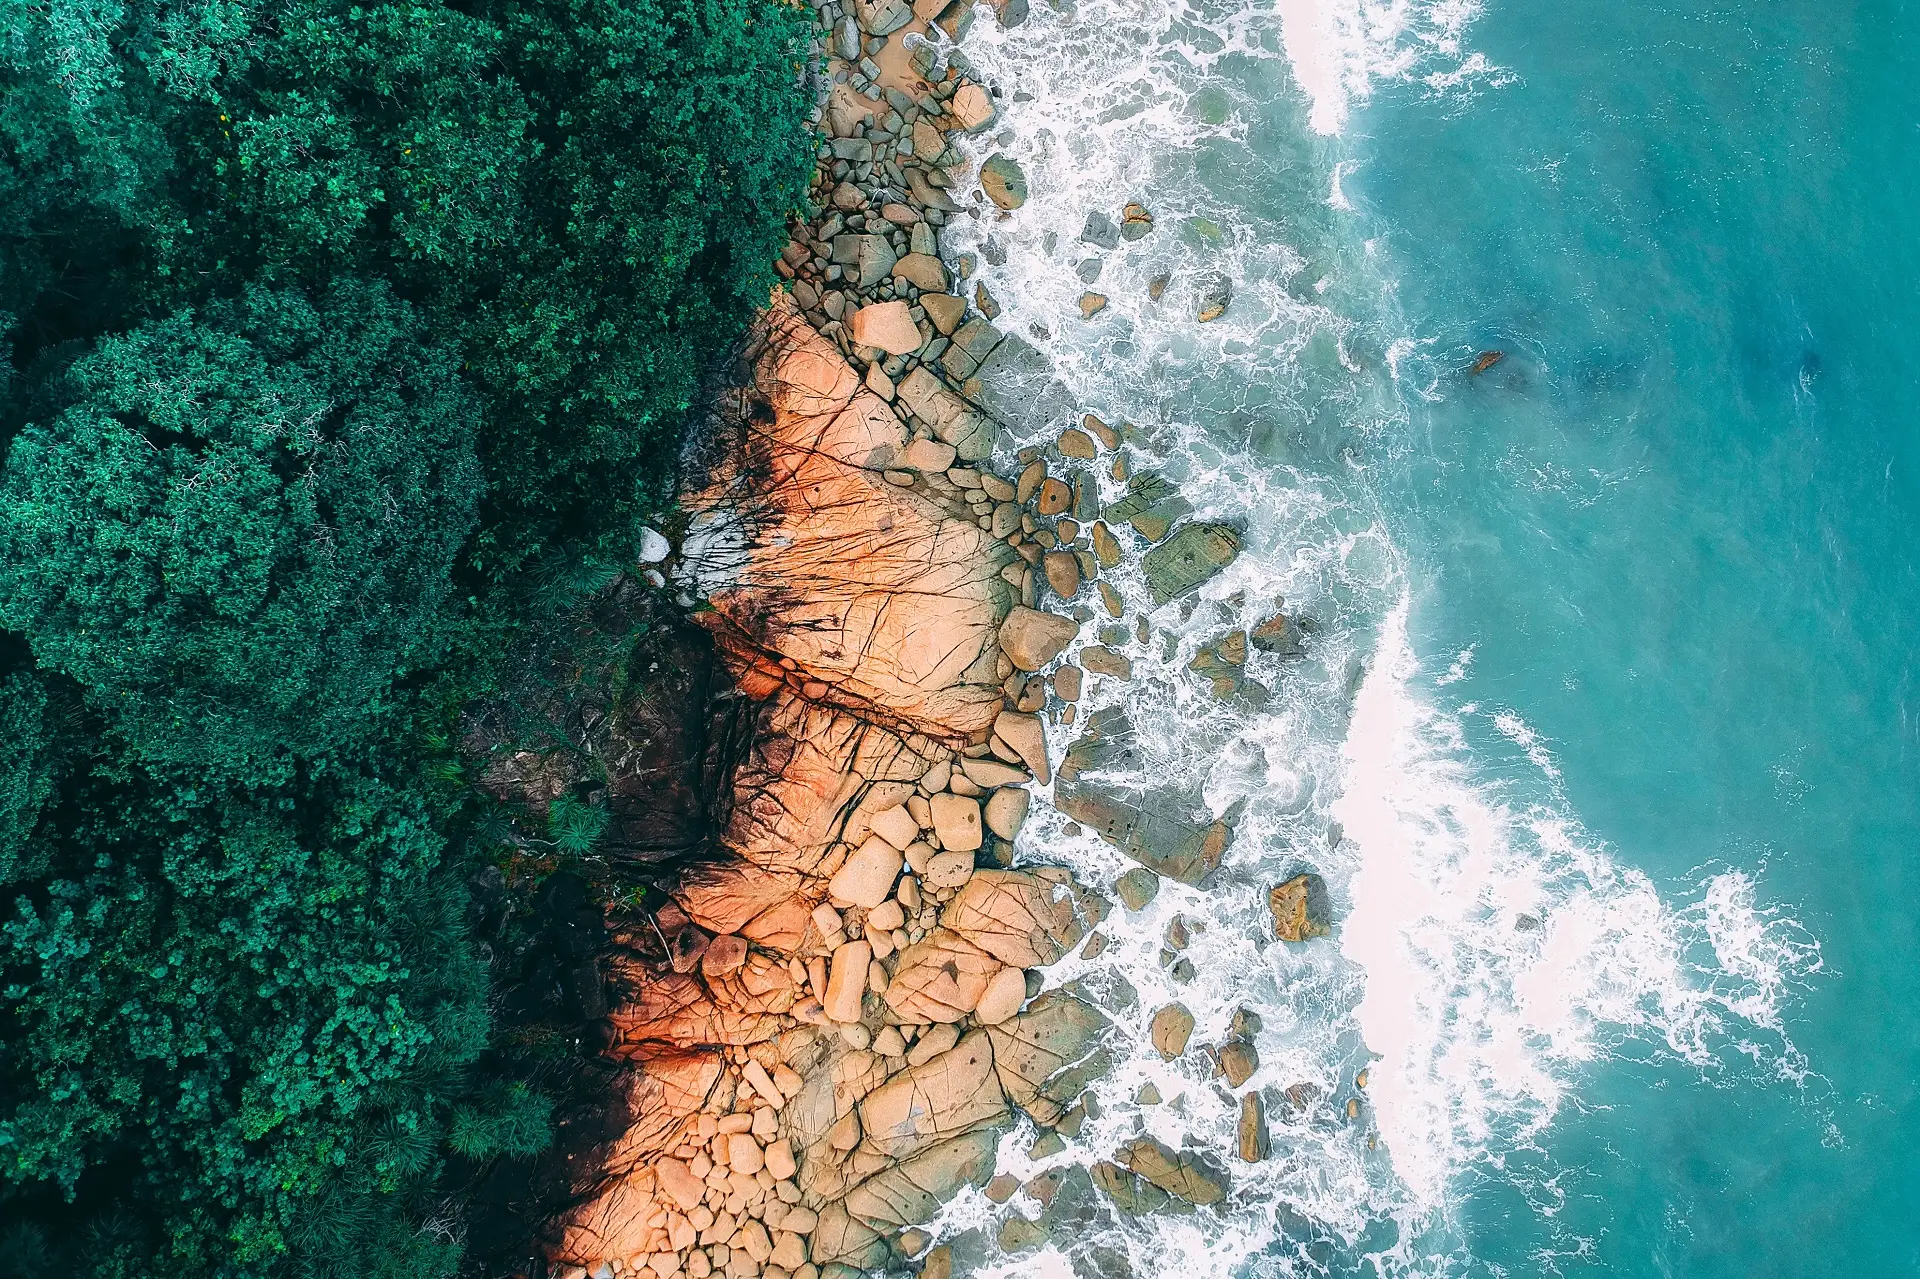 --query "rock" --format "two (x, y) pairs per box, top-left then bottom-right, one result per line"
(849, 300), (923, 356)
(940, 316), (1003, 381)
(885, 928), (999, 1022)
(921, 293), (968, 336)
(1079, 210), (1120, 250)
(1042, 549), (1081, 597)
(869, 803), (920, 850)
(986, 992), (1109, 1126)
(1091, 1160), (1172, 1216)
(928, 792), (983, 851)
(855, 0), (912, 35)
(1150, 1003), (1194, 1059)
(1217, 1040), (1258, 1087)
(974, 964), (1027, 1024)
(1056, 428), (1097, 460)
(1237, 1092), (1269, 1162)
(903, 437), (958, 472)
(1080, 645), (1131, 679)
(1196, 274), (1232, 323)
(825, 940), (872, 1022)
(984, 1172), (1019, 1203)
(983, 787), (1030, 840)
(1078, 292), (1108, 318)
(1250, 611), (1307, 656)
(894, 252), (948, 291)
(1268, 873), (1332, 942)
(1052, 665), (1083, 701)
(858, 1029), (1007, 1158)
(1142, 522), (1241, 605)
(912, 117), (948, 162)
(998, 606), (1078, 670)
(921, 1245), (955, 1279)
(991, 710), (1049, 784)
(998, 1216), (1045, 1252)
(833, 15), (861, 60)
(1035, 477), (1071, 516)
(950, 83), (995, 131)
(658, 1156), (707, 1212)
(896, 365), (998, 461)
(1120, 201), (1155, 240)
(728, 1131), (765, 1175)
(924, 849), (976, 890)
(832, 233), (898, 289)
(701, 933), (749, 979)
(980, 154), (1028, 210)
(829, 836), (905, 908)
(1114, 867), (1159, 911)
(1053, 710), (1233, 886)
(843, 1130), (997, 1230)
(943, 869), (1082, 967)
(809, 1203), (888, 1269)
(1117, 1137), (1228, 1206)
